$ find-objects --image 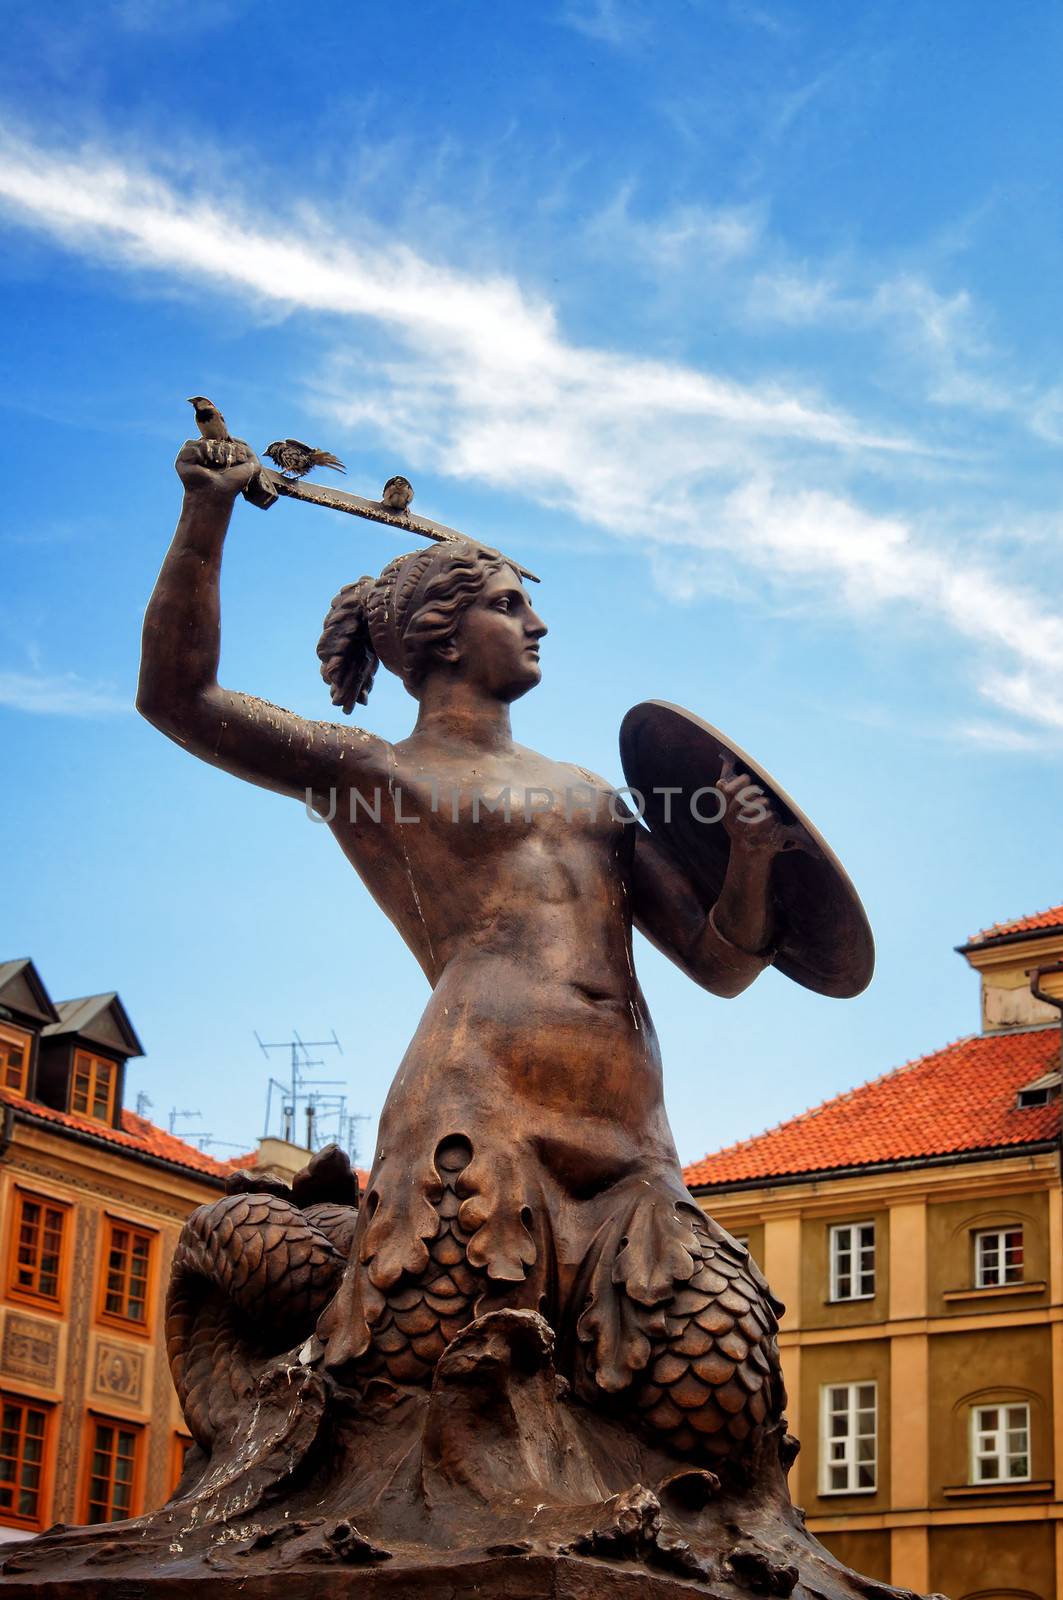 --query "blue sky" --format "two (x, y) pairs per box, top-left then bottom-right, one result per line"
(1, 0), (1060, 1168)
